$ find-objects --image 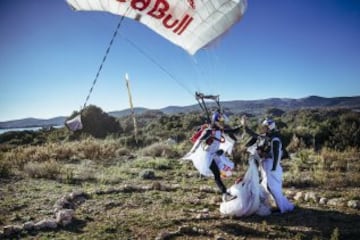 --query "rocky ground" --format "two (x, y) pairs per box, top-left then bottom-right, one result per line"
(1, 157), (360, 239)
